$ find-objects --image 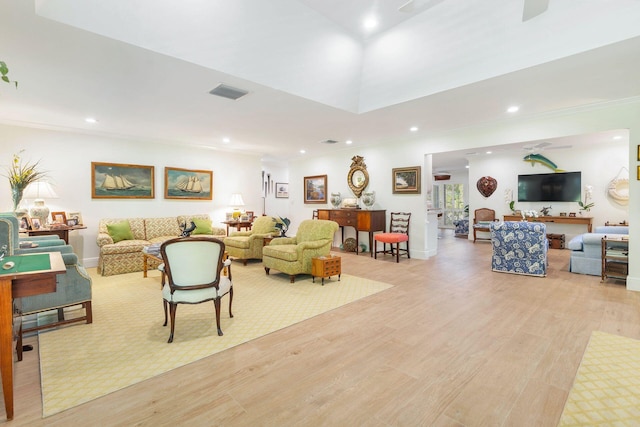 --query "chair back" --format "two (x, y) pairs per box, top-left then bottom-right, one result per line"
(474, 208), (496, 224)
(161, 237), (225, 291)
(296, 219), (339, 243)
(389, 212), (411, 234)
(251, 215), (278, 234)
